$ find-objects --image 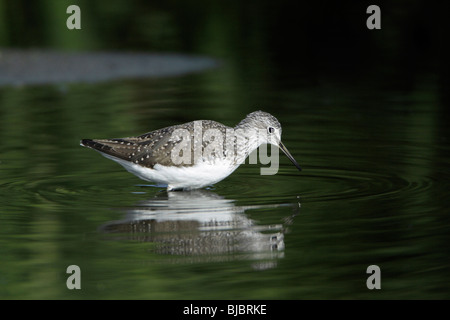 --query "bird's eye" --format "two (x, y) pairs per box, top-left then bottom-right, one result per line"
(268, 127), (275, 134)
